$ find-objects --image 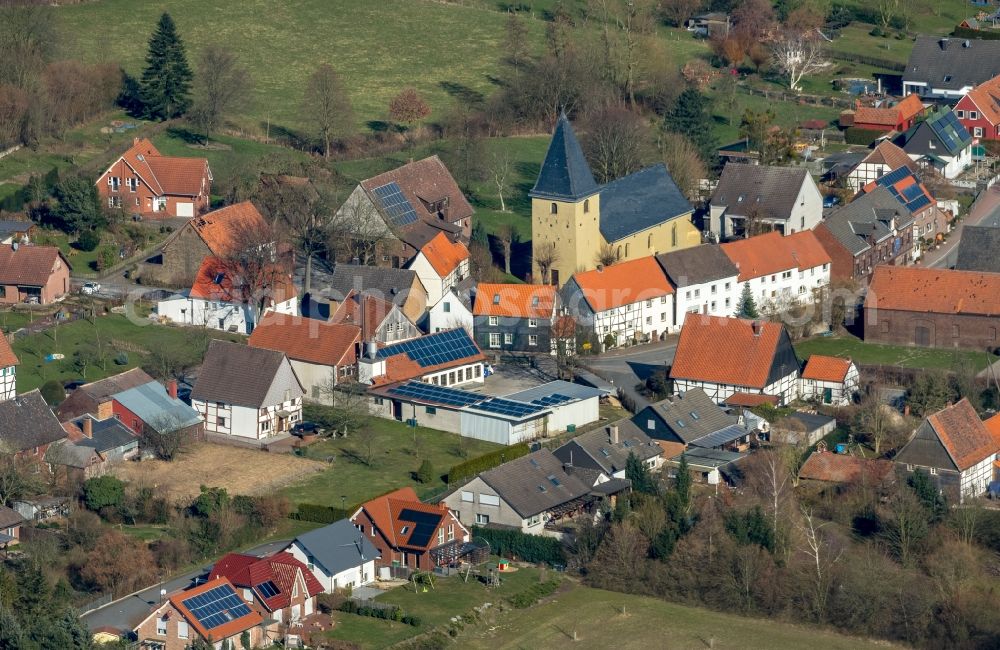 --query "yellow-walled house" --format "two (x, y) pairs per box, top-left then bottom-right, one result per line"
(530, 113), (701, 286)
